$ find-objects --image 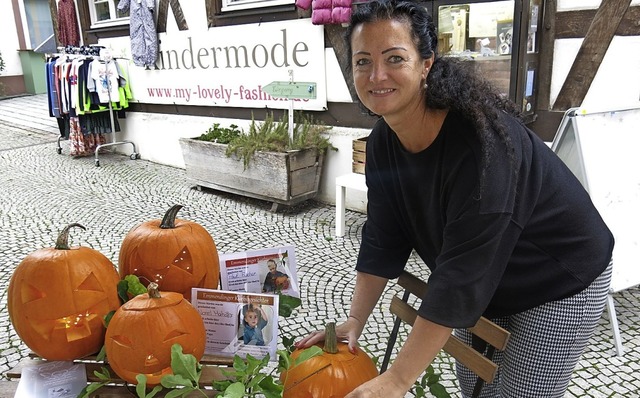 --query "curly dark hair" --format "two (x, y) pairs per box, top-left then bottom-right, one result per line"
(345, 0), (522, 192)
